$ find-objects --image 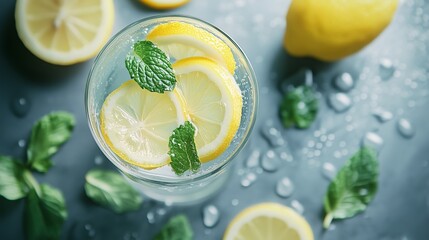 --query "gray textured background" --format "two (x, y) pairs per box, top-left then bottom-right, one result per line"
(1, 0), (428, 239)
